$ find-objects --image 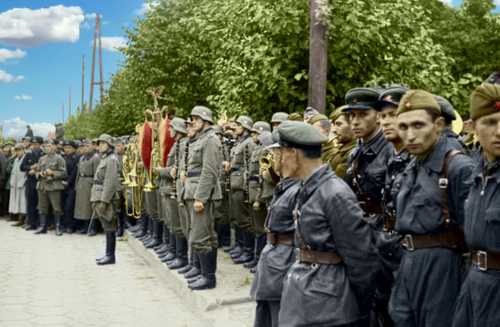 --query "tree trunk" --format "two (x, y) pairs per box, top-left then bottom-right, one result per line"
(308, 0), (328, 114)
